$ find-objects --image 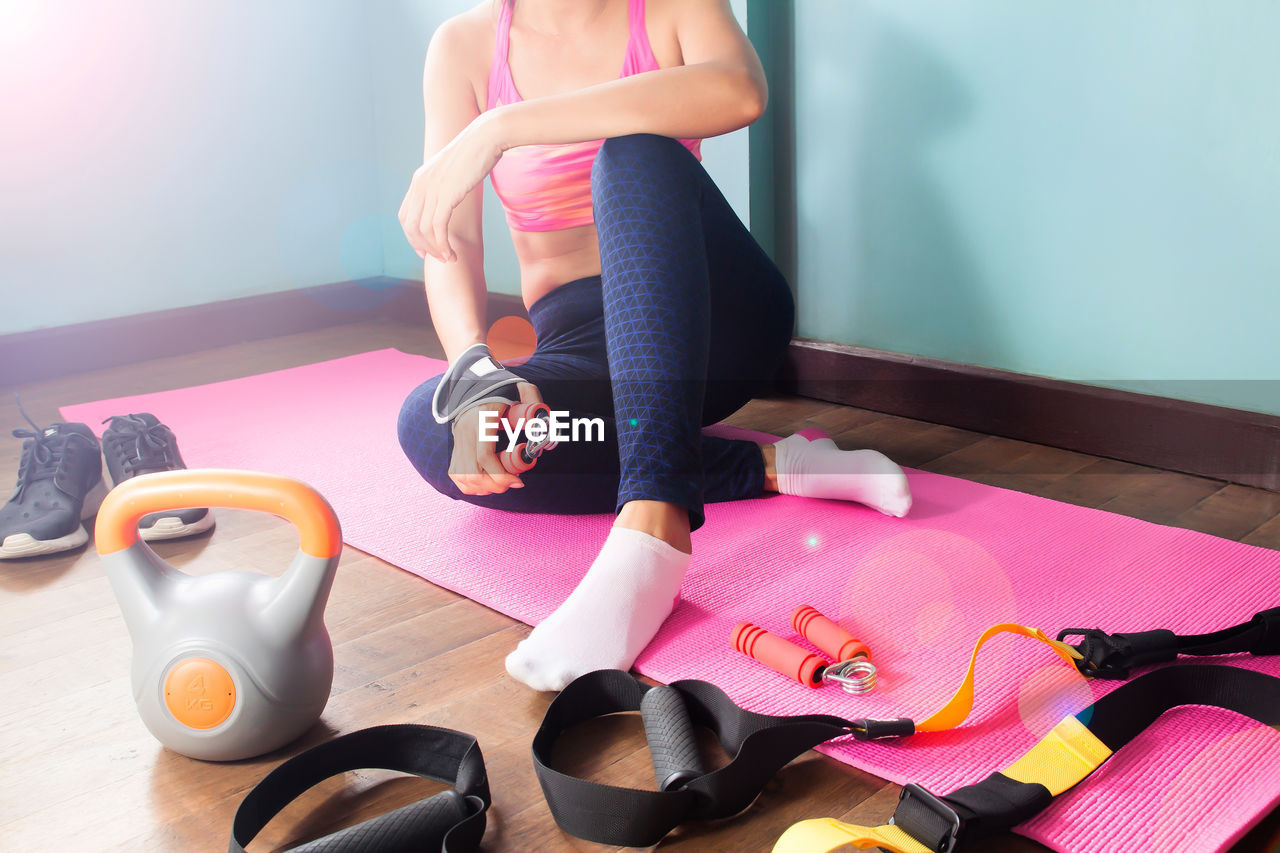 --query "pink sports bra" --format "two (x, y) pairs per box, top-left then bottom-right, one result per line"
(486, 0), (703, 232)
